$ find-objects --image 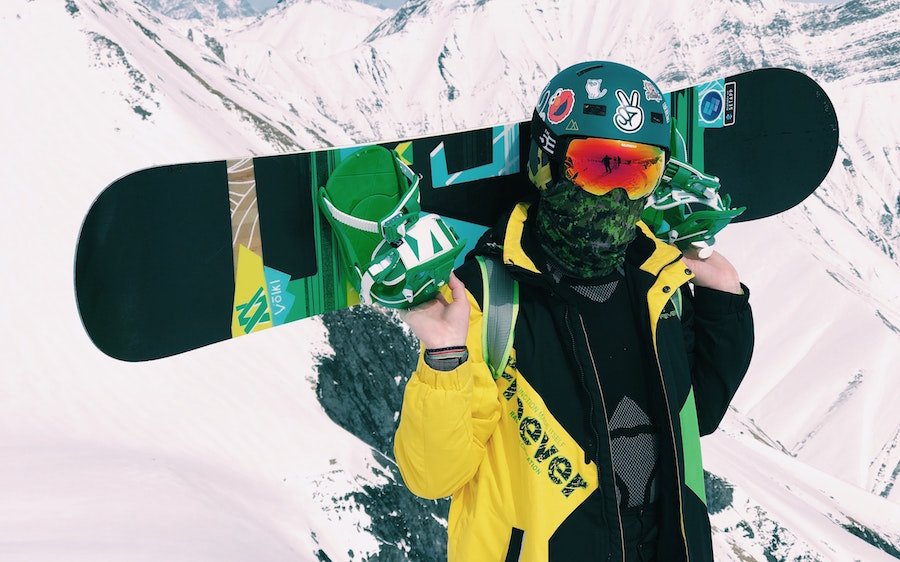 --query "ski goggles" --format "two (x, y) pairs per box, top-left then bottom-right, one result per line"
(563, 138), (666, 200)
